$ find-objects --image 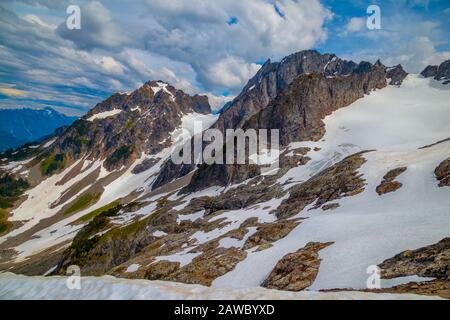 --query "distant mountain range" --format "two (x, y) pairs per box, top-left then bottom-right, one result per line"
(0, 107), (78, 151)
